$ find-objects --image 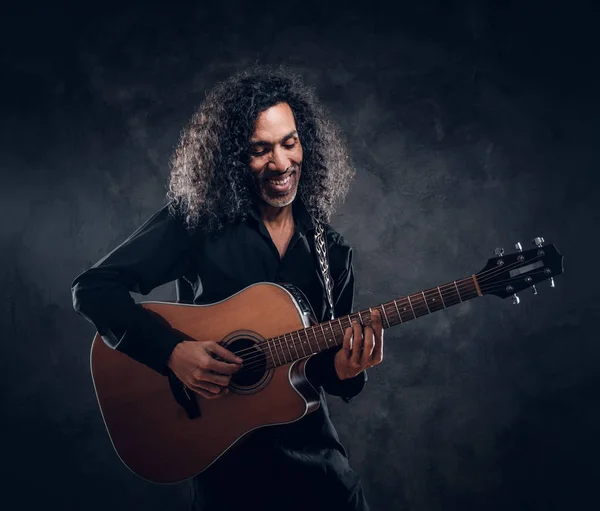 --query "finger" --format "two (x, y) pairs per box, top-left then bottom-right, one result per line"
(342, 326), (352, 359)
(202, 371), (231, 386)
(192, 387), (228, 399)
(361, 325), (375, 367)
(206, 342), (244, 364)
(373, 326), (384, 365)
(371, 307), (383, 334)
(371, 308), (384, 364)
(190, 387), (215, 399)
(192, 381), (224, 394)
(189, 380), (224, 395)
(205, 358), (242, 375)
(350, 320), (363, 366)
